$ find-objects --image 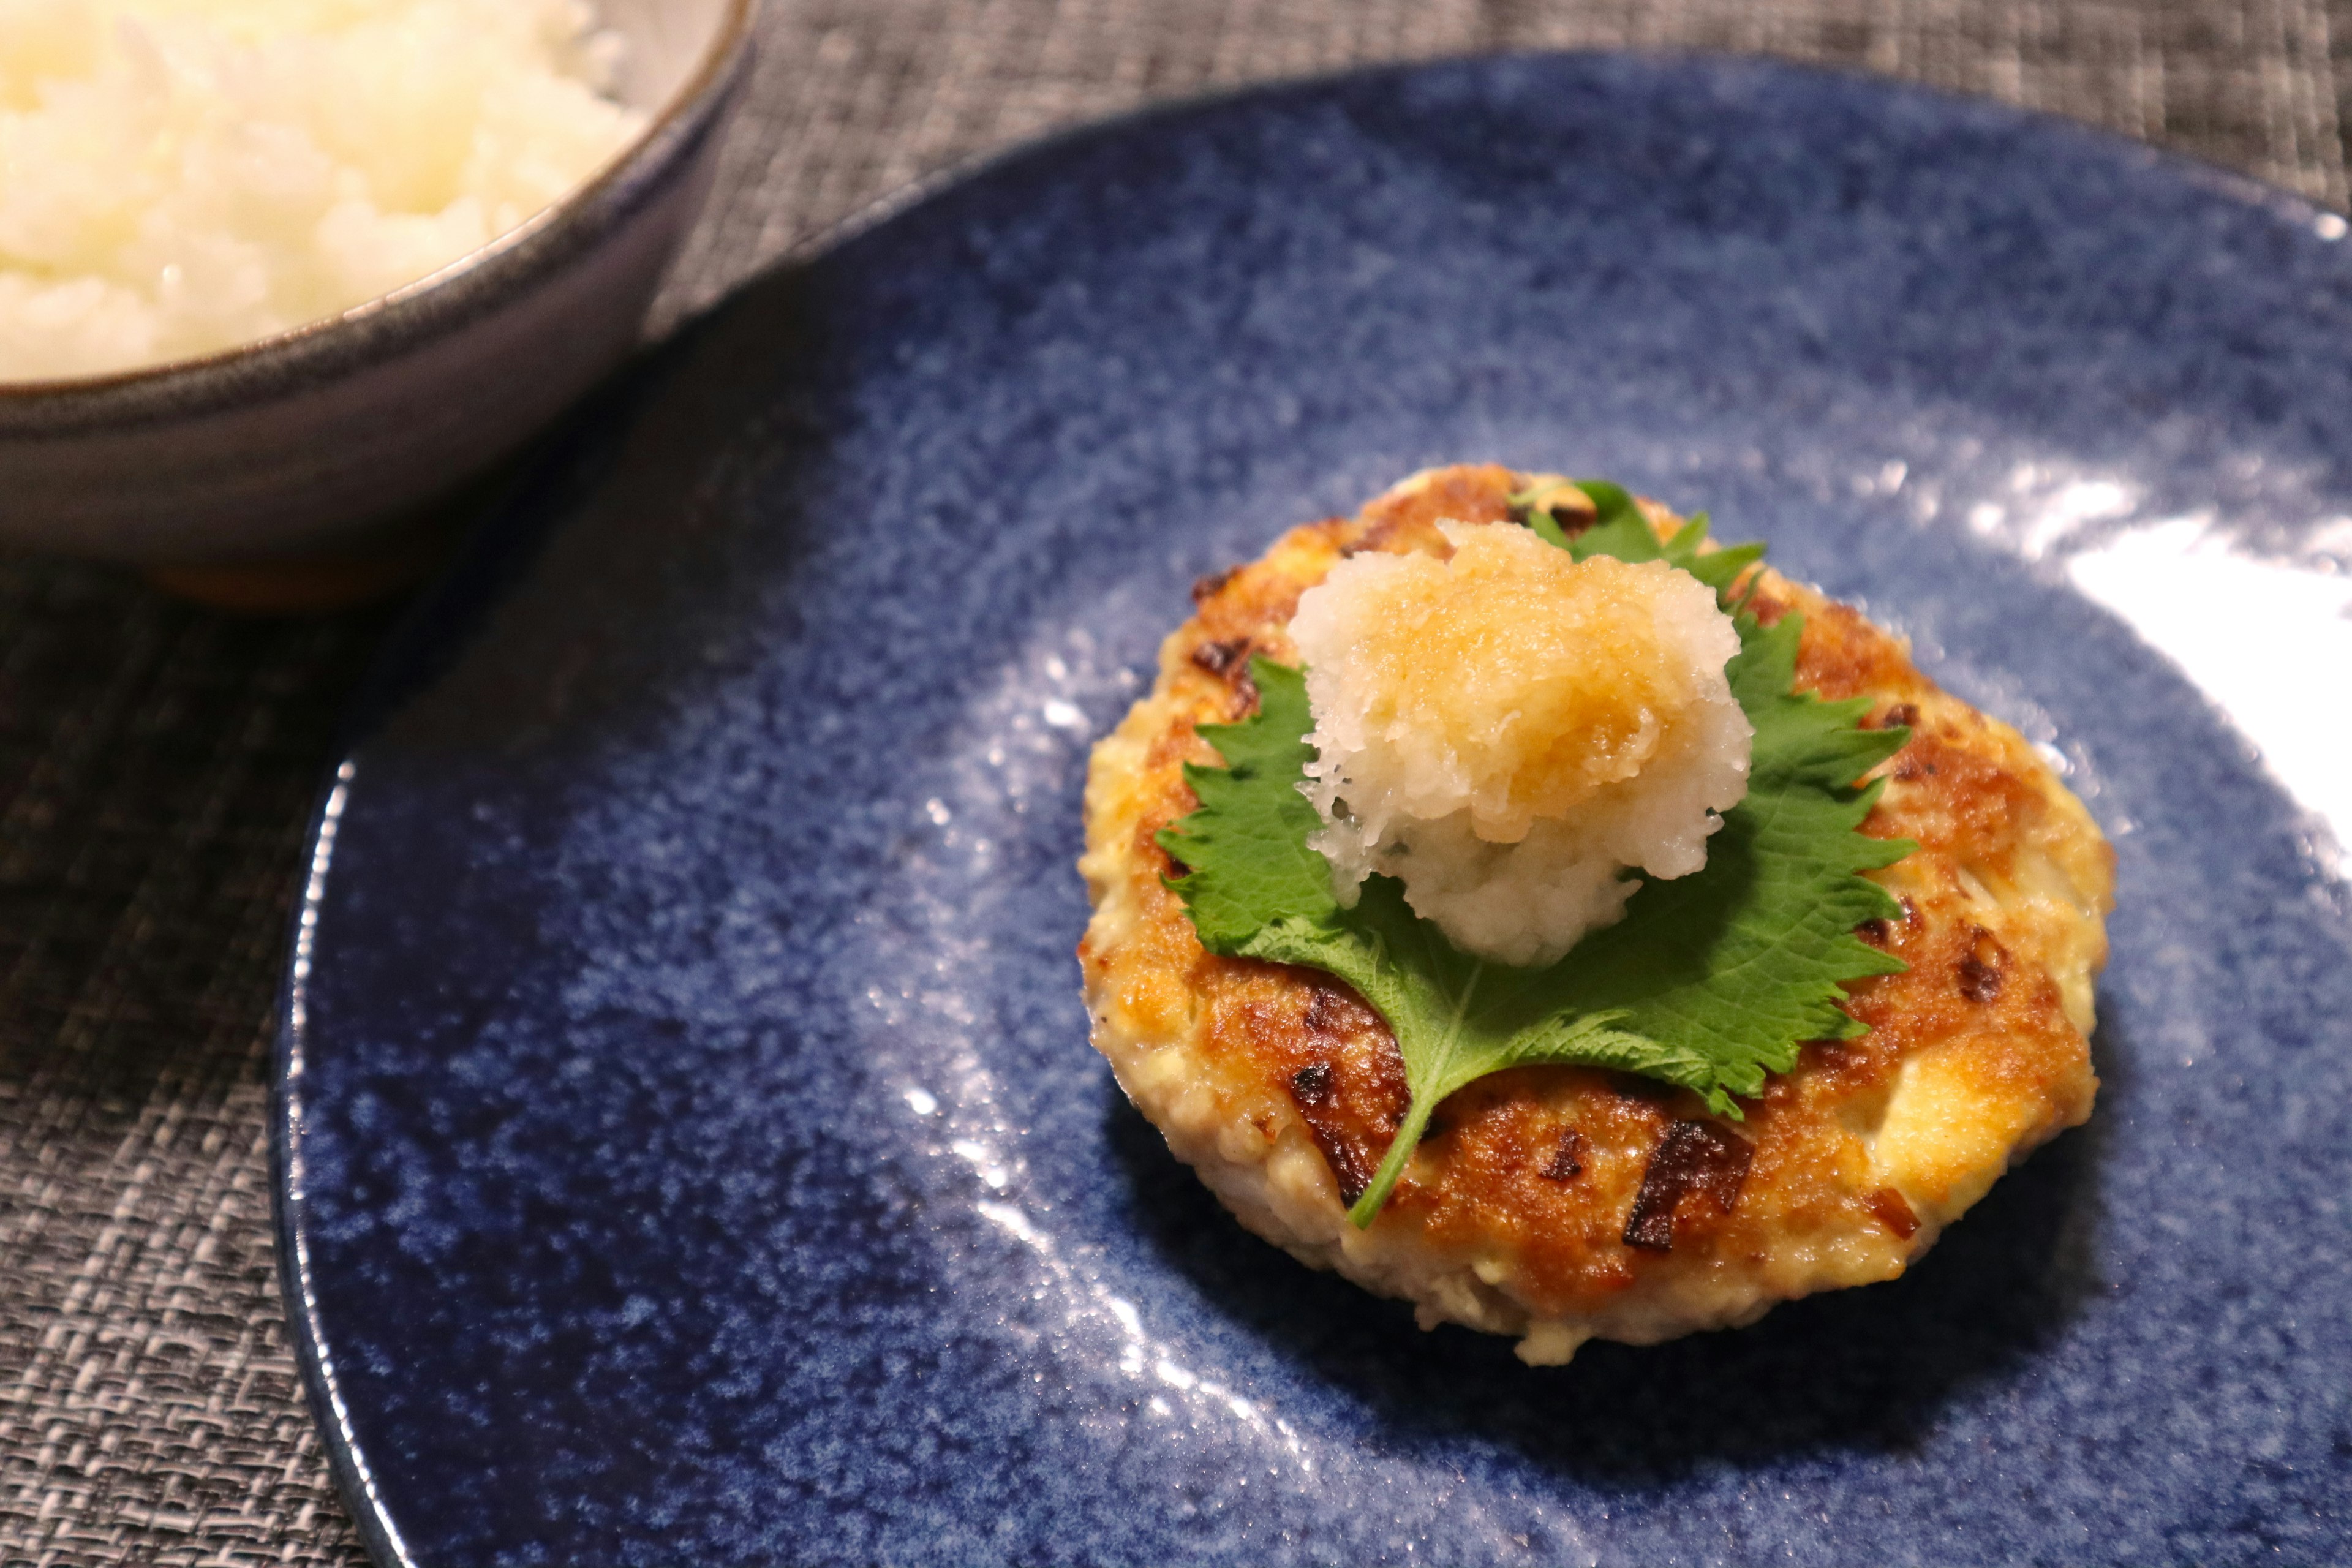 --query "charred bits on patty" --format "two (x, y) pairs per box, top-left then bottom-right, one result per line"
(1622, 1120), (1756, 1251)
(1539, 1128), (1588, 1183)
(1868, 701), (1921, 731)
(1958, 926), (2007, 1003)
(1190, 638), (1250, 679)
(1868, 1186), (1921, 1240)
(1286, 1060), (1377, 1207)
(1230, 666), (1259, 717)
(1191, 568), (1237, 604)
